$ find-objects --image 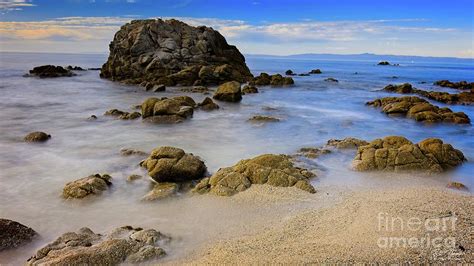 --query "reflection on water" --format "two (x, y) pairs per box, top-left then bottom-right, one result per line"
(0, 52), (473, 264)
